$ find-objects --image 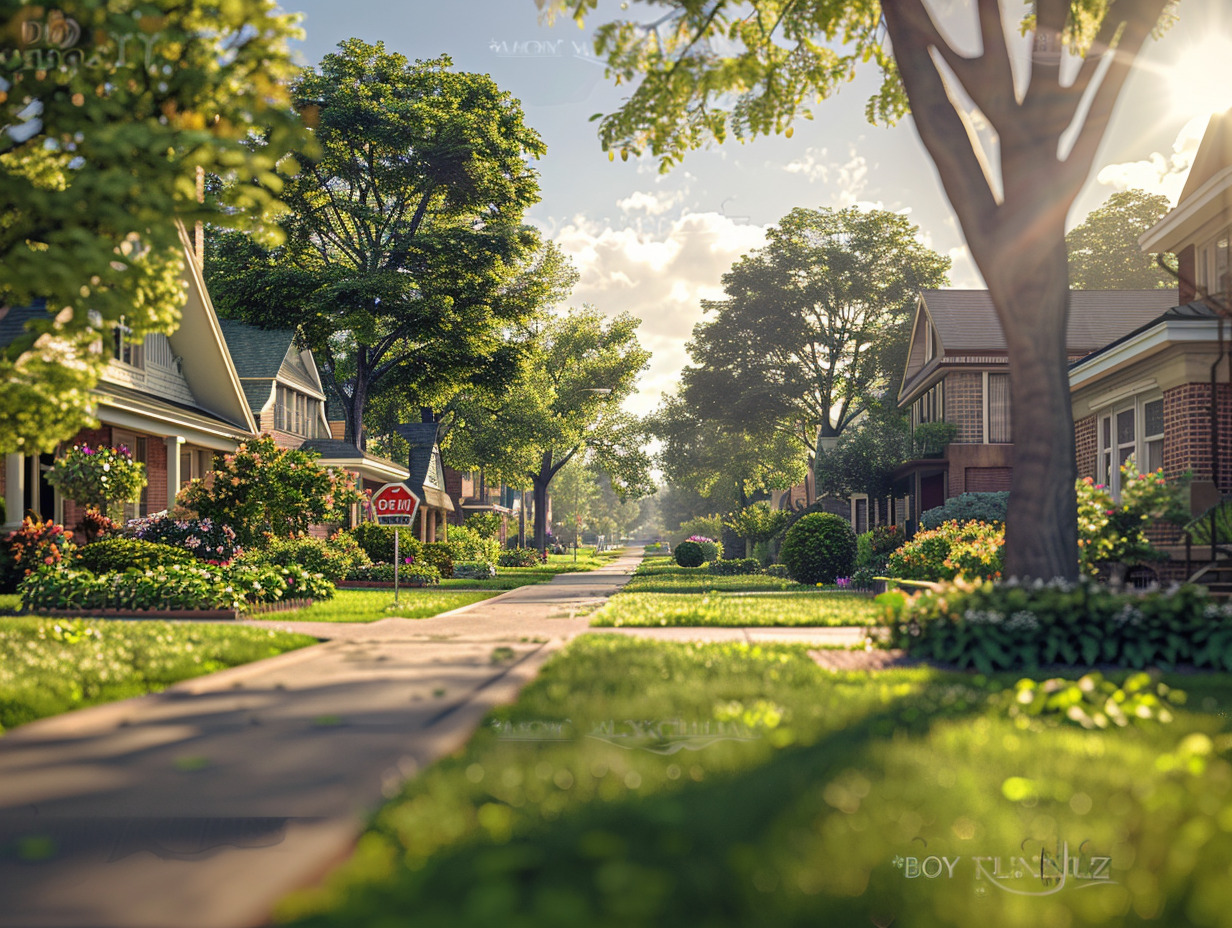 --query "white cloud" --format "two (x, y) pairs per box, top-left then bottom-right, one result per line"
(552, 210), (769, 416)
(779, 145), (871, 206)
(616, 189), (685, 215)
(1096, 115), (1208, 205)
